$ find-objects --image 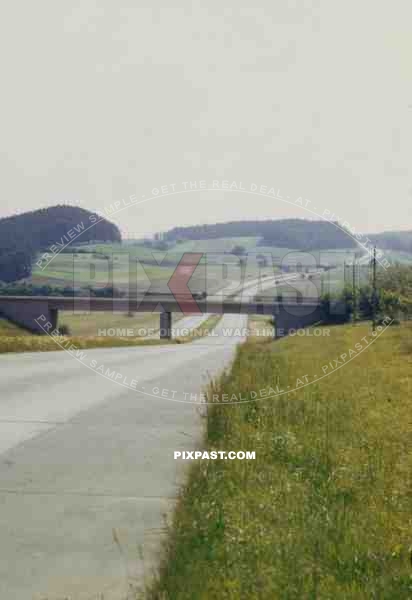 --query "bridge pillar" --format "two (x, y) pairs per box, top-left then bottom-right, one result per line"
(50, 308), (59, 332)
(160, 311), (172, 340)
